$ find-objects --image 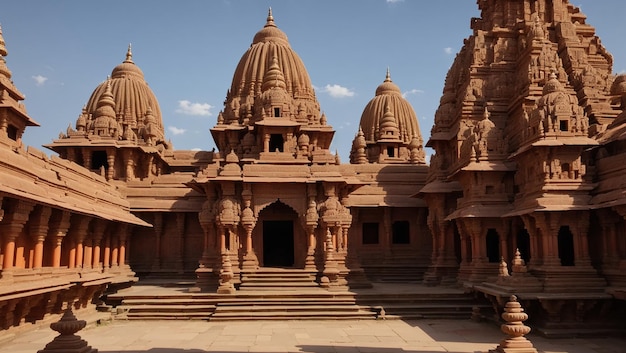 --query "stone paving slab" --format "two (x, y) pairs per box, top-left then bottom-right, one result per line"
(1, 318), (624, 353)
